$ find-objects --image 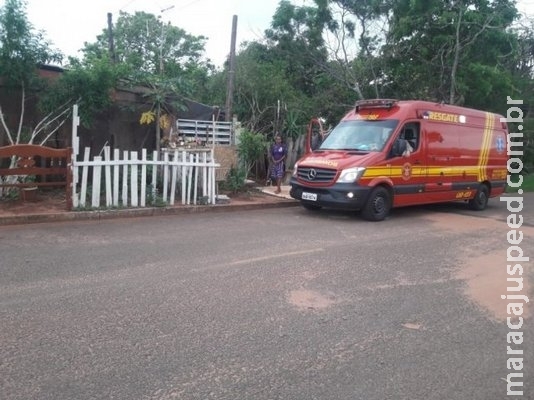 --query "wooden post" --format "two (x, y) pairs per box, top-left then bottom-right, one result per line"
(225, 15), (238, 122)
